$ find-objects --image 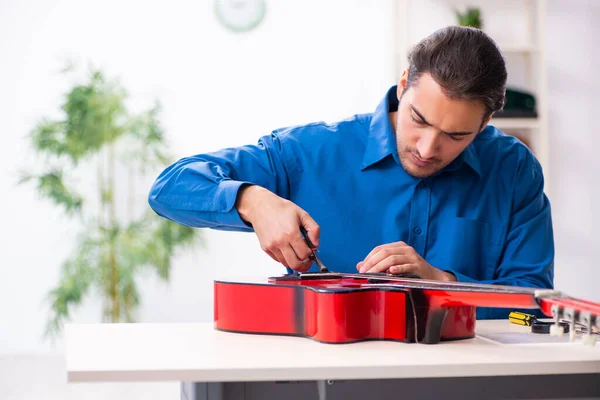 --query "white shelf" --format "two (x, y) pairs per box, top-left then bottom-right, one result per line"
(394, 0), (549, 194)
(499, 45), (539, 54)
(490, 117), (539, 130)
